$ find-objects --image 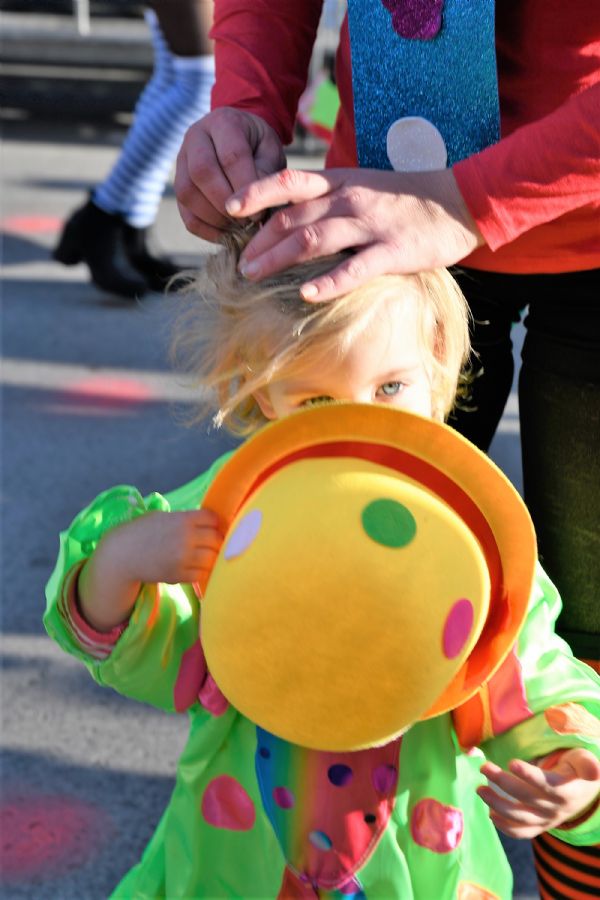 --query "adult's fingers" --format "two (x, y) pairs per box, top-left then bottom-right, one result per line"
(174, 123), (231, 220)
(298, 243), (407, 302)
(176, 110), (287, 240)
(176, 202), (229, 243)
(239, 215), (367, 282)
(226, 167), (339, 218)
(239, 196), (336, 263)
